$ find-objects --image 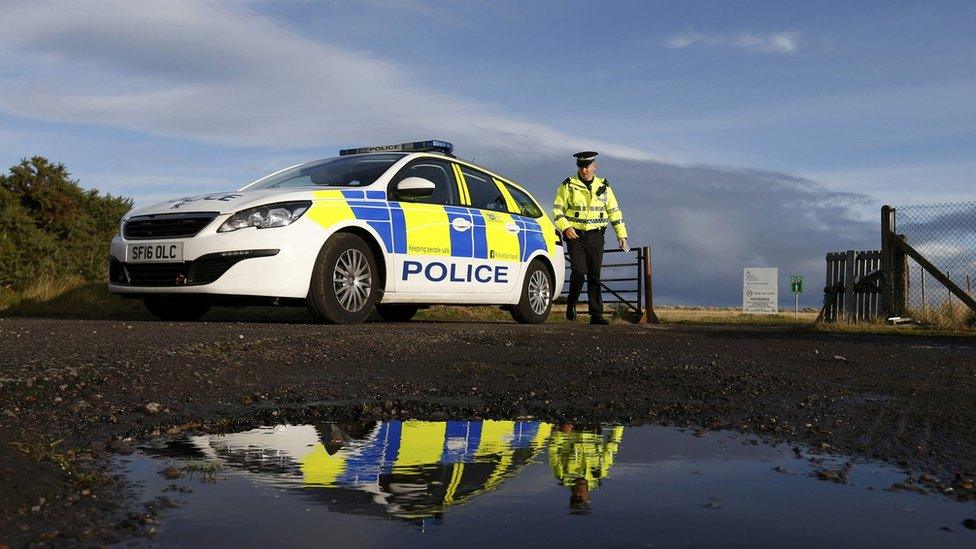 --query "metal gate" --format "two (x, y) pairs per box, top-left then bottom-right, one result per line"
(560, 245), (659, 323)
